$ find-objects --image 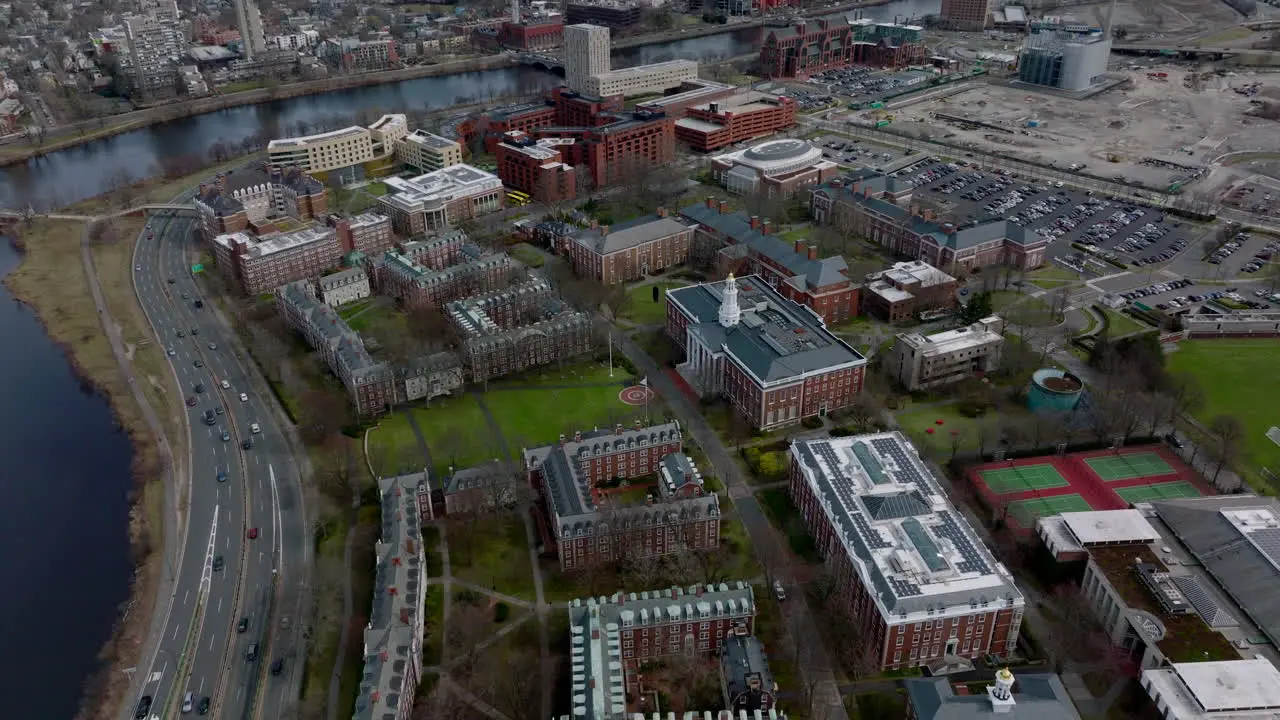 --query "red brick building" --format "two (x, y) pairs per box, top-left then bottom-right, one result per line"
(680, 199), (860, 324)
(494, 133), (578, 204)
(674, 93), (797, 153)
(458, 87), (622, 154)
(666, 275), (866, 430)
(559, 208), (694, 284)
(331, 212), (394, 256)
(760, 18), (927, 79)
(498, 17), (563, 50)
(789, 433), (1024, 670)
(523, 422), (722, 571)
(863, 260), (958, 323)
(193, 164), (328, 243)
